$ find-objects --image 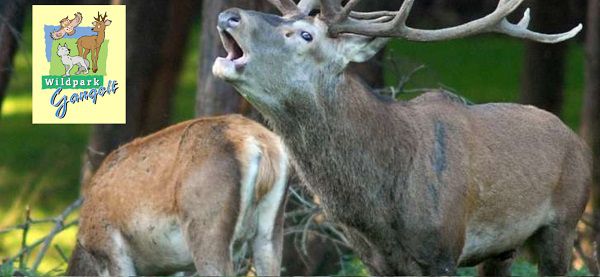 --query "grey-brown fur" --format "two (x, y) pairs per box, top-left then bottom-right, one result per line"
(213, 9), (591, 276)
